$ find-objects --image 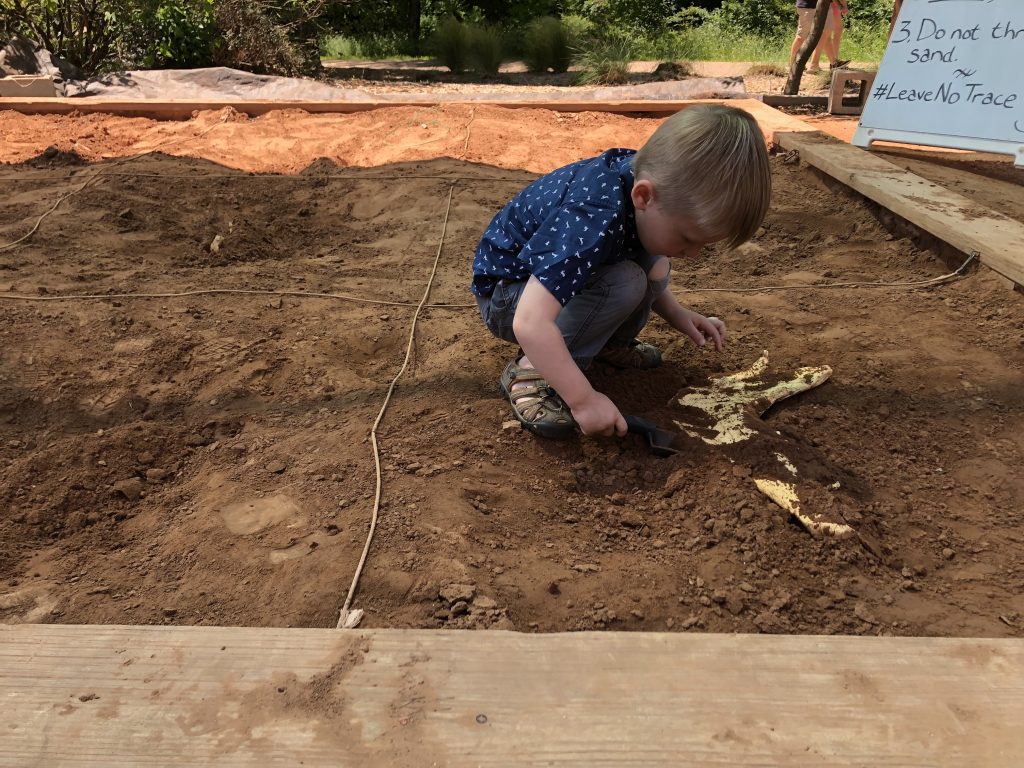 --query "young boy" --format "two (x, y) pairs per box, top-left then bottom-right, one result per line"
(471, 104), (771, 440)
